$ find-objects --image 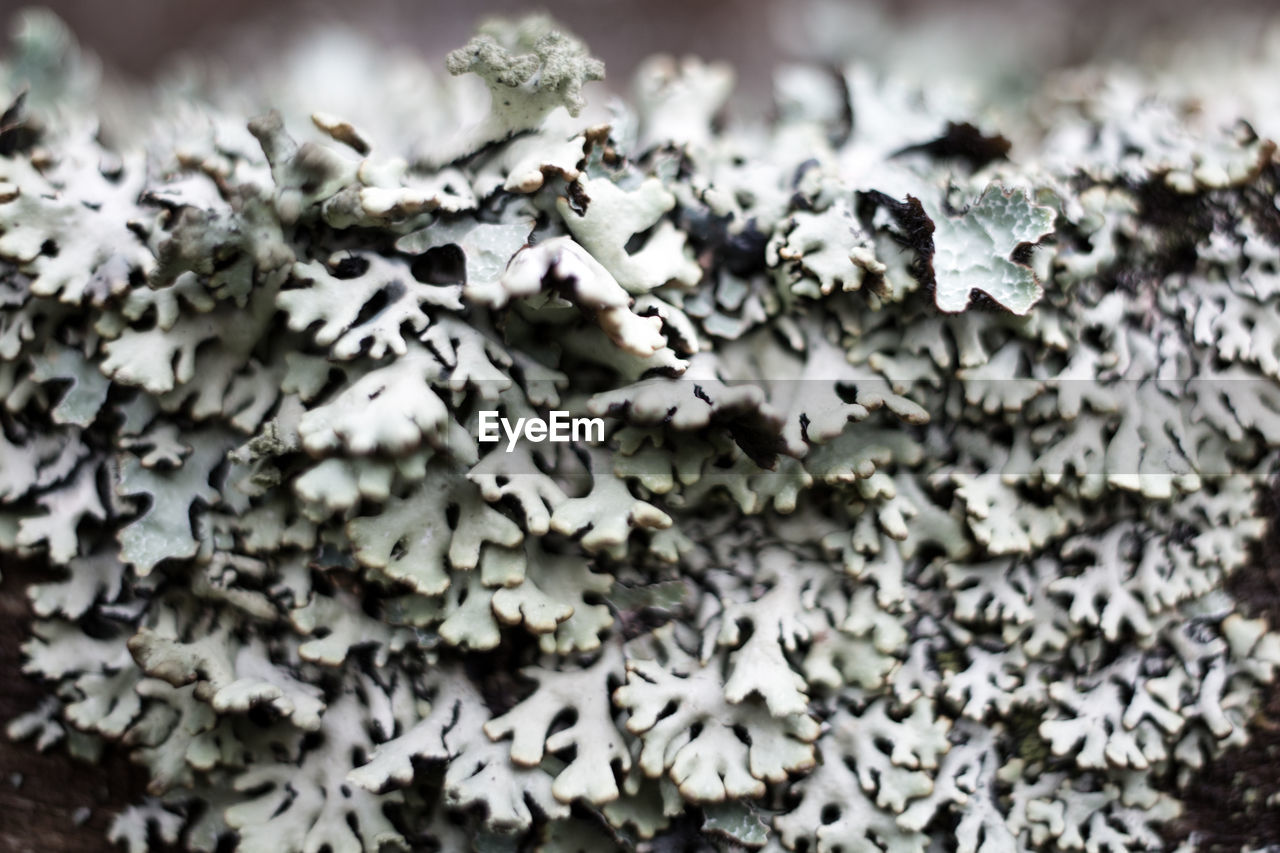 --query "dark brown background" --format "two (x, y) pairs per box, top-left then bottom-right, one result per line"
(0, 559), (163, 853)
(4, 0), (1280, 95)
